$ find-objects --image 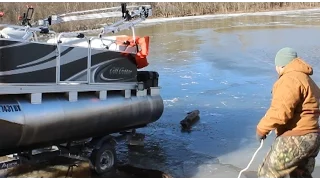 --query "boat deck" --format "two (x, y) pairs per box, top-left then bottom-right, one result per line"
(0, 82), (161, 104)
